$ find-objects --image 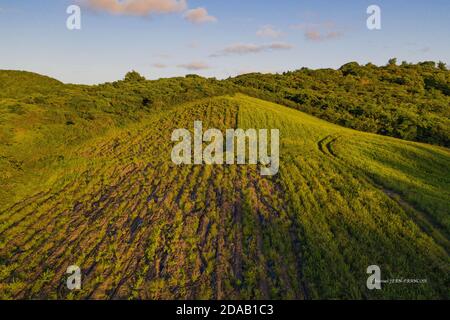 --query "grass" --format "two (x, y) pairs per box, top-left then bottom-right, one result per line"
(0, 93), (448, 300)
(237, 94), (449, 299)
